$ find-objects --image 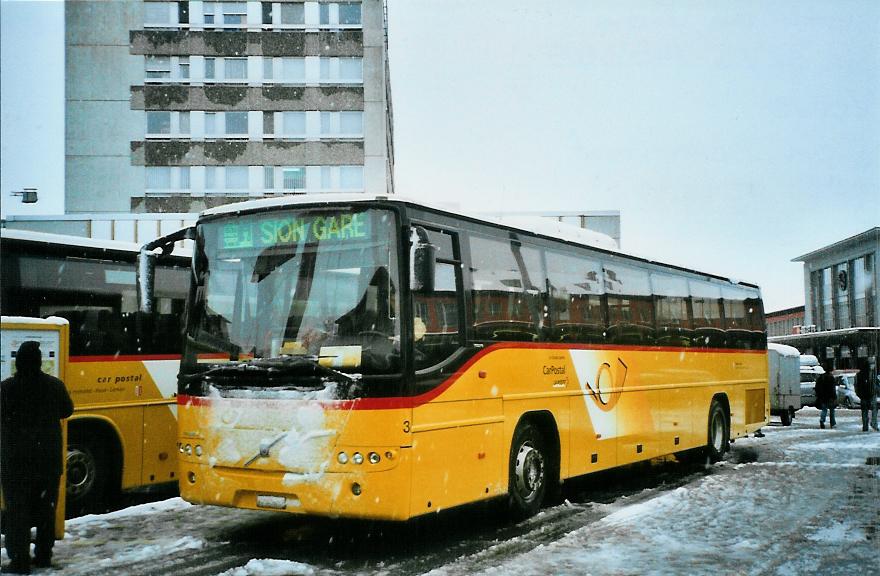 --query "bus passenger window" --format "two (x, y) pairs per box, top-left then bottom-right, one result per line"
(469, 236), (544, 342)
(689, 280), (724, 348)
(604, 263), (654, 345)
(652, 273), (692, 347)
(545, 249), (605, 343)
